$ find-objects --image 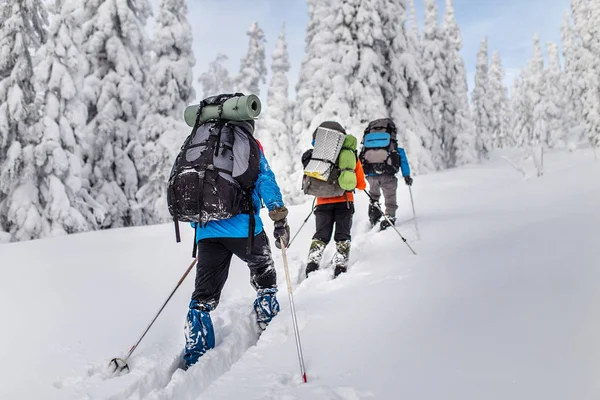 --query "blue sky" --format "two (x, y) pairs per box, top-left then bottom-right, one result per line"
(186, 0), (571, 100)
